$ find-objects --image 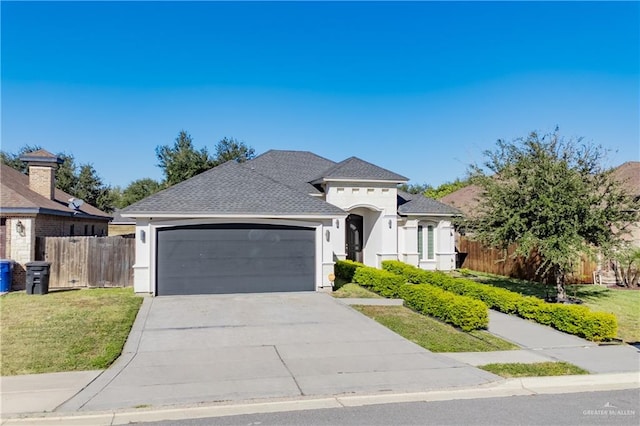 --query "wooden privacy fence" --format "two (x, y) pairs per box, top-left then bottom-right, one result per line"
(457, 236), (598, 284)
(35, 236), (135, 288)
